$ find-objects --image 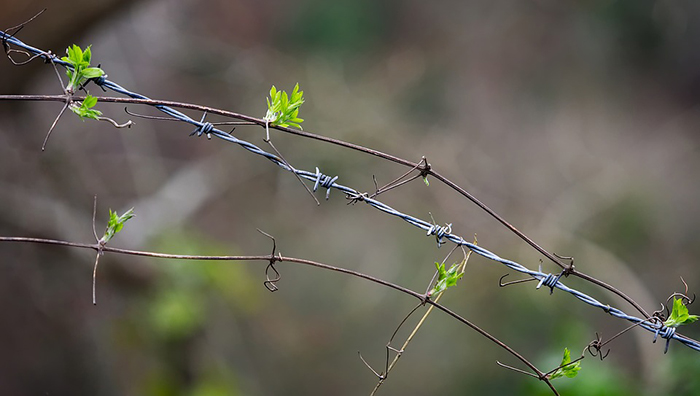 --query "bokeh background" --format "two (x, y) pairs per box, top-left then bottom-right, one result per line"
(1, 0), (700, 395)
